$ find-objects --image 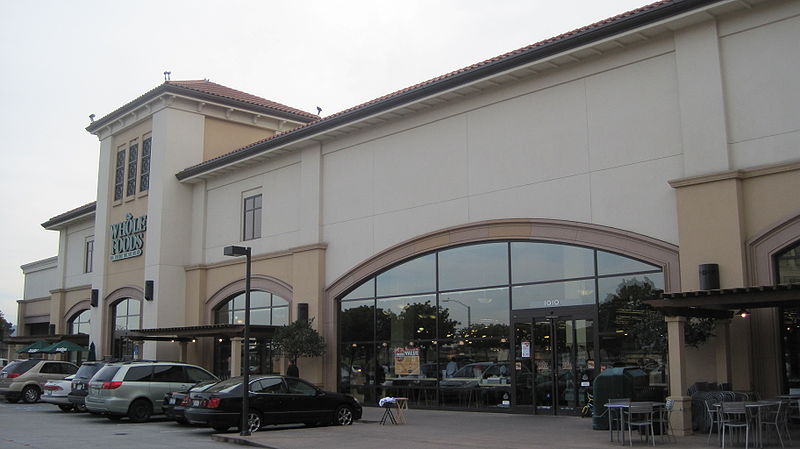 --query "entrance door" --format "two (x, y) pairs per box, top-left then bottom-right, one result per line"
(514, 317), (595, 415)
